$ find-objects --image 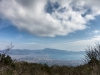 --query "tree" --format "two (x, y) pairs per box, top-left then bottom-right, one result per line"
(0, 43), (14, 72)
(0, 43), (14, 64)
(85, 43), (100, 75)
